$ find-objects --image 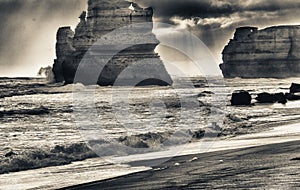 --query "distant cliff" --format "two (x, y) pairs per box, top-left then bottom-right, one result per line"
(52, 0), (172, 86)
(220, 25), (300, 78)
